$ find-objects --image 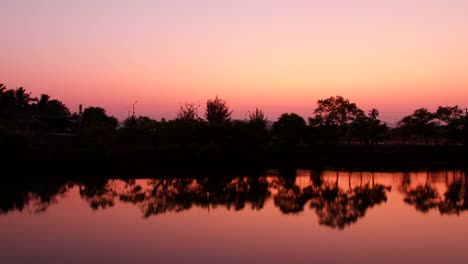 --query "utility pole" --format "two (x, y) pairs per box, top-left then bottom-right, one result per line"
(132, 101), (138, 118)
